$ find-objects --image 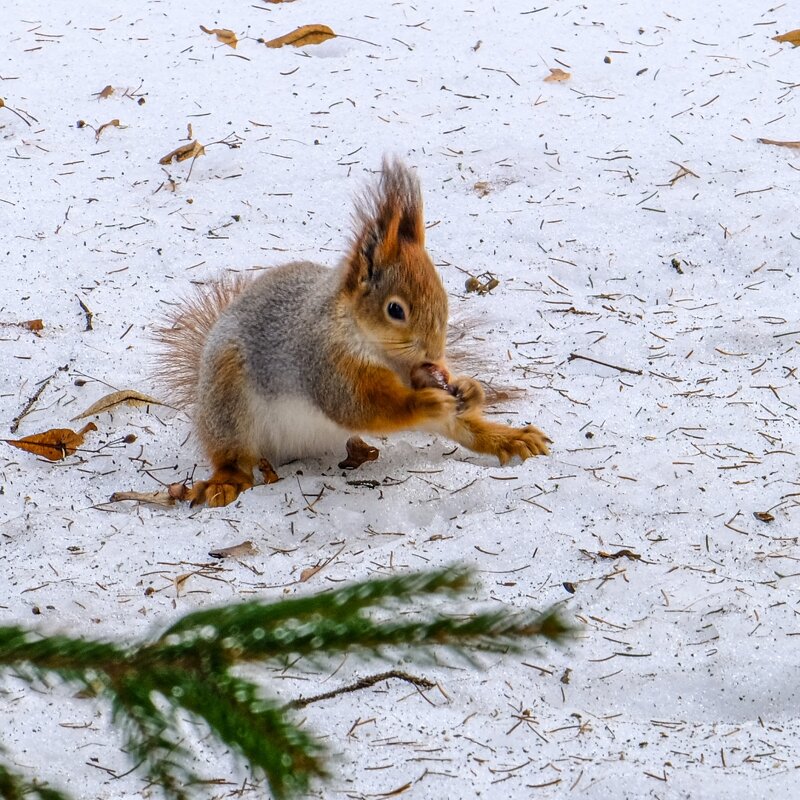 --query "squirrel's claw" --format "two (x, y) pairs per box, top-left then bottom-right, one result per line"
(188, 467), (255, 508)
(449, 375), (485, 414)
(495, 425), (551, 463)
(258, 458), (280, 484)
